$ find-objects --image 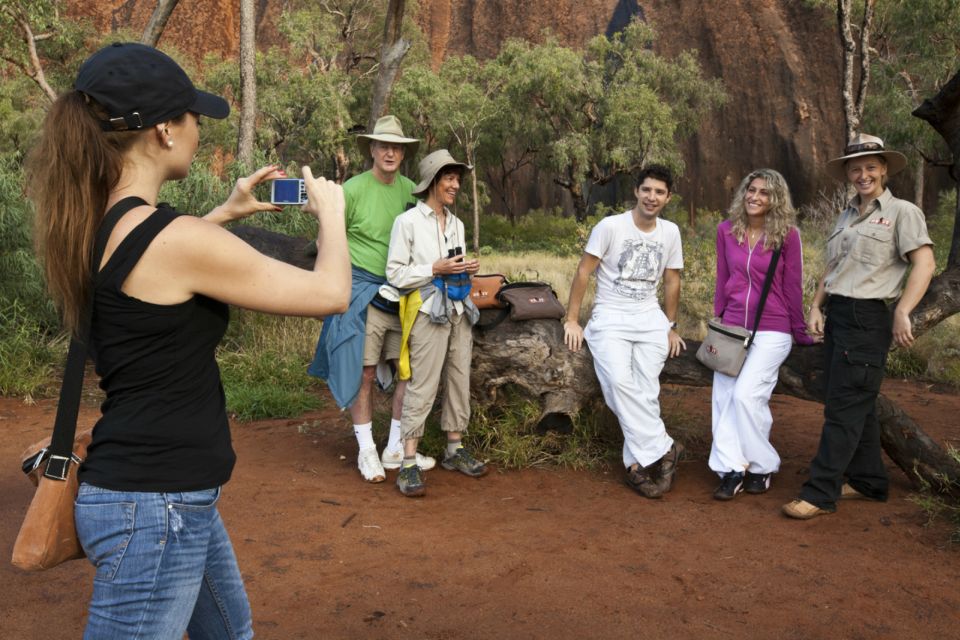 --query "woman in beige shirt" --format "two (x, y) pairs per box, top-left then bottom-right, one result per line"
(783, 134), (935, 519)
